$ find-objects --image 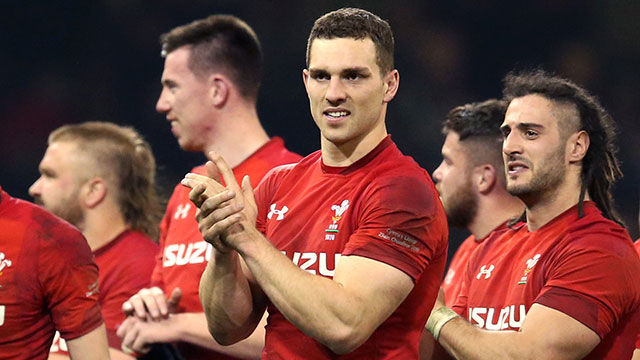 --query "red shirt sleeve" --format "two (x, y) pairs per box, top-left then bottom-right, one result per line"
(342, 174), (448, 282)
(535, 232), (640, 339)
(38, 219), (103, 340)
